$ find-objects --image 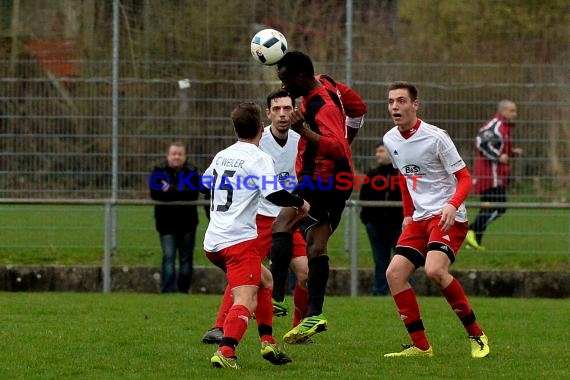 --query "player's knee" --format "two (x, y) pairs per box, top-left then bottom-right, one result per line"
(306, 243), (327, 260)
(385, 265), (401, 285)
(424, 266), (448, 286)
(293, 269), (308, 285)
(305, 233), (329, 258)
(386, 257), (415, 286)
(234, 294), (257, 314)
